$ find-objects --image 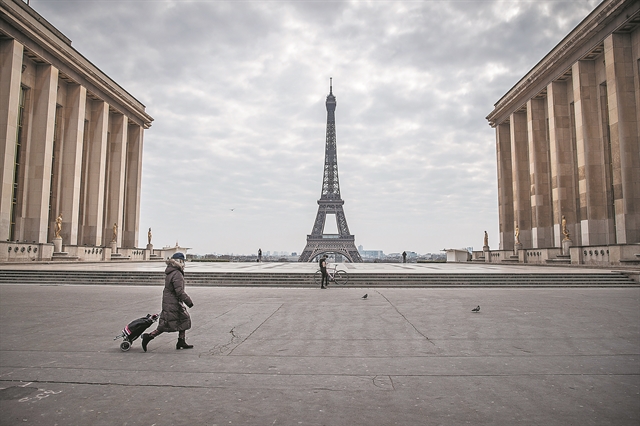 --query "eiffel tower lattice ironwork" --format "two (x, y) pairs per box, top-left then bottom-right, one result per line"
(298, 80), (362, 263)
